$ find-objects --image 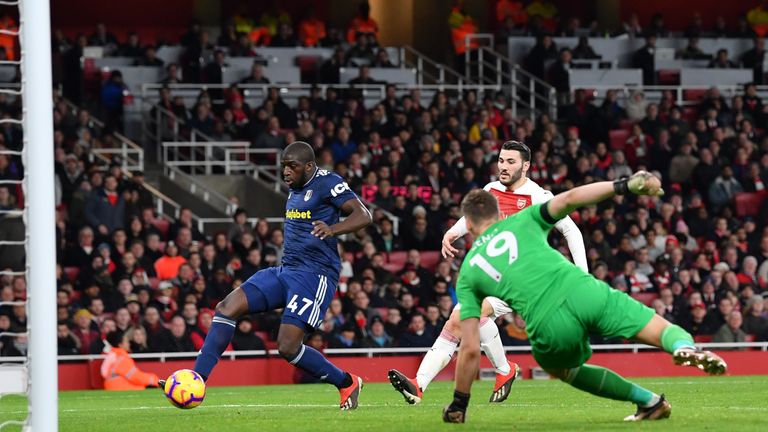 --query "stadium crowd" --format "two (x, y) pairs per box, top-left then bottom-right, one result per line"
(3, 3), (768, 363)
